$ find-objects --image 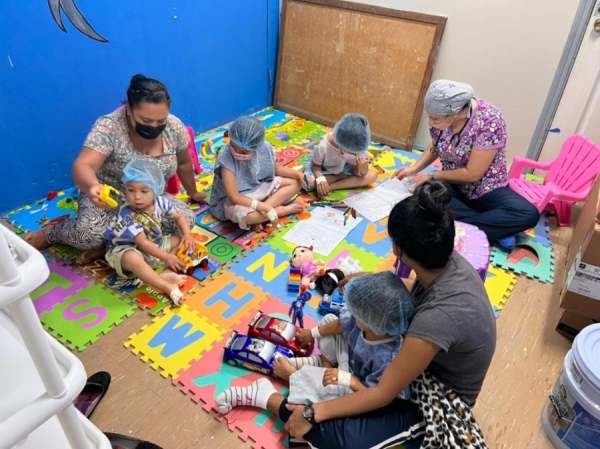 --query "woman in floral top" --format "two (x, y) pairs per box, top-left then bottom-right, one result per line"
(395, 80), (539, 249)
(25, 74), (205, 262)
